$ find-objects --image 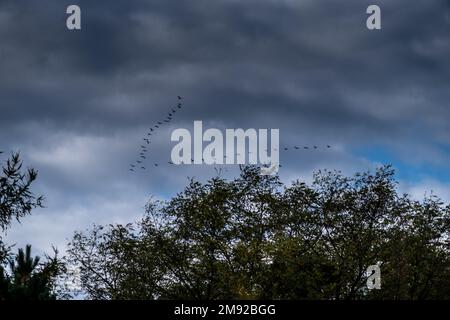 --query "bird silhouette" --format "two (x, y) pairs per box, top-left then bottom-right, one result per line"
(178, 96), (183, 100)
